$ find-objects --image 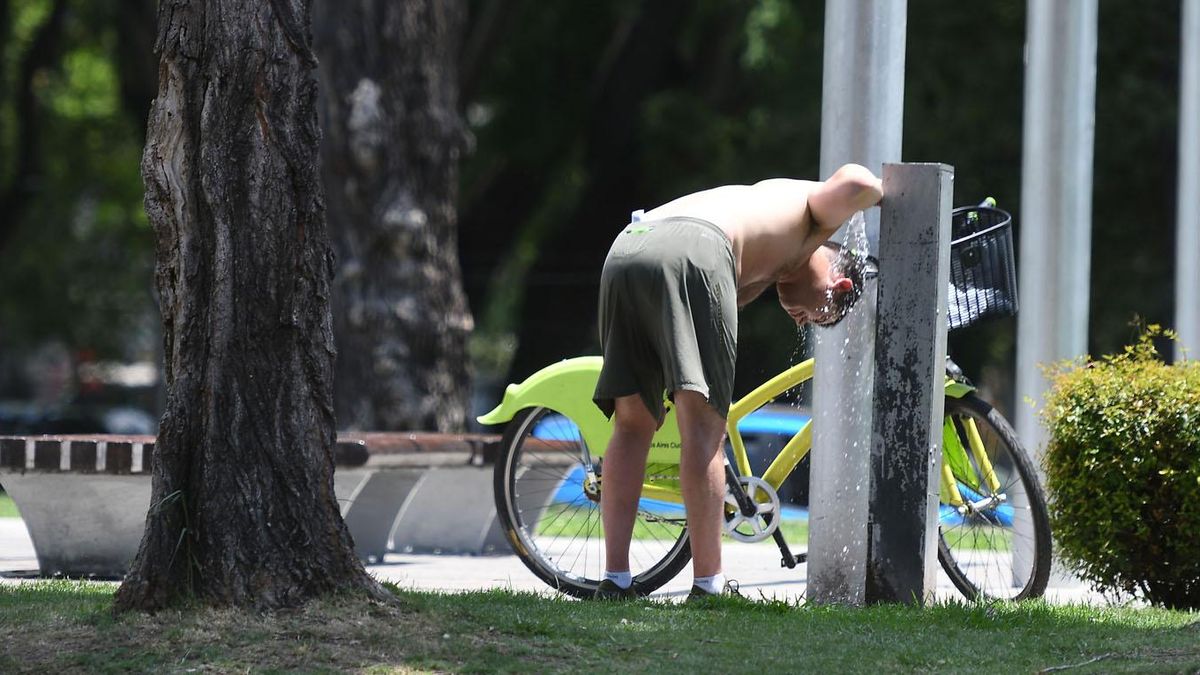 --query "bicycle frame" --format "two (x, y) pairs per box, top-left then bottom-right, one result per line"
(477, 355), (999, 512)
